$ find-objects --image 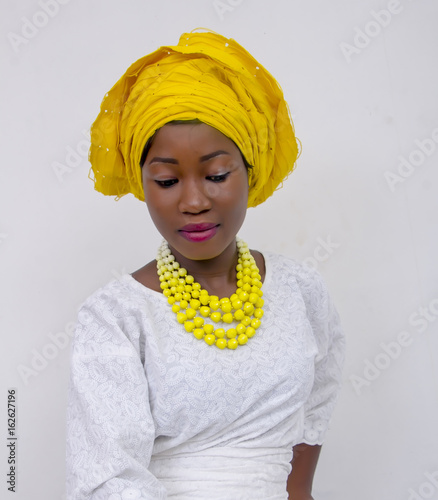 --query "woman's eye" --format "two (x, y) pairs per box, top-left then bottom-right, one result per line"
(155, 179), (178, 188)
(207, 173), (229, 182)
